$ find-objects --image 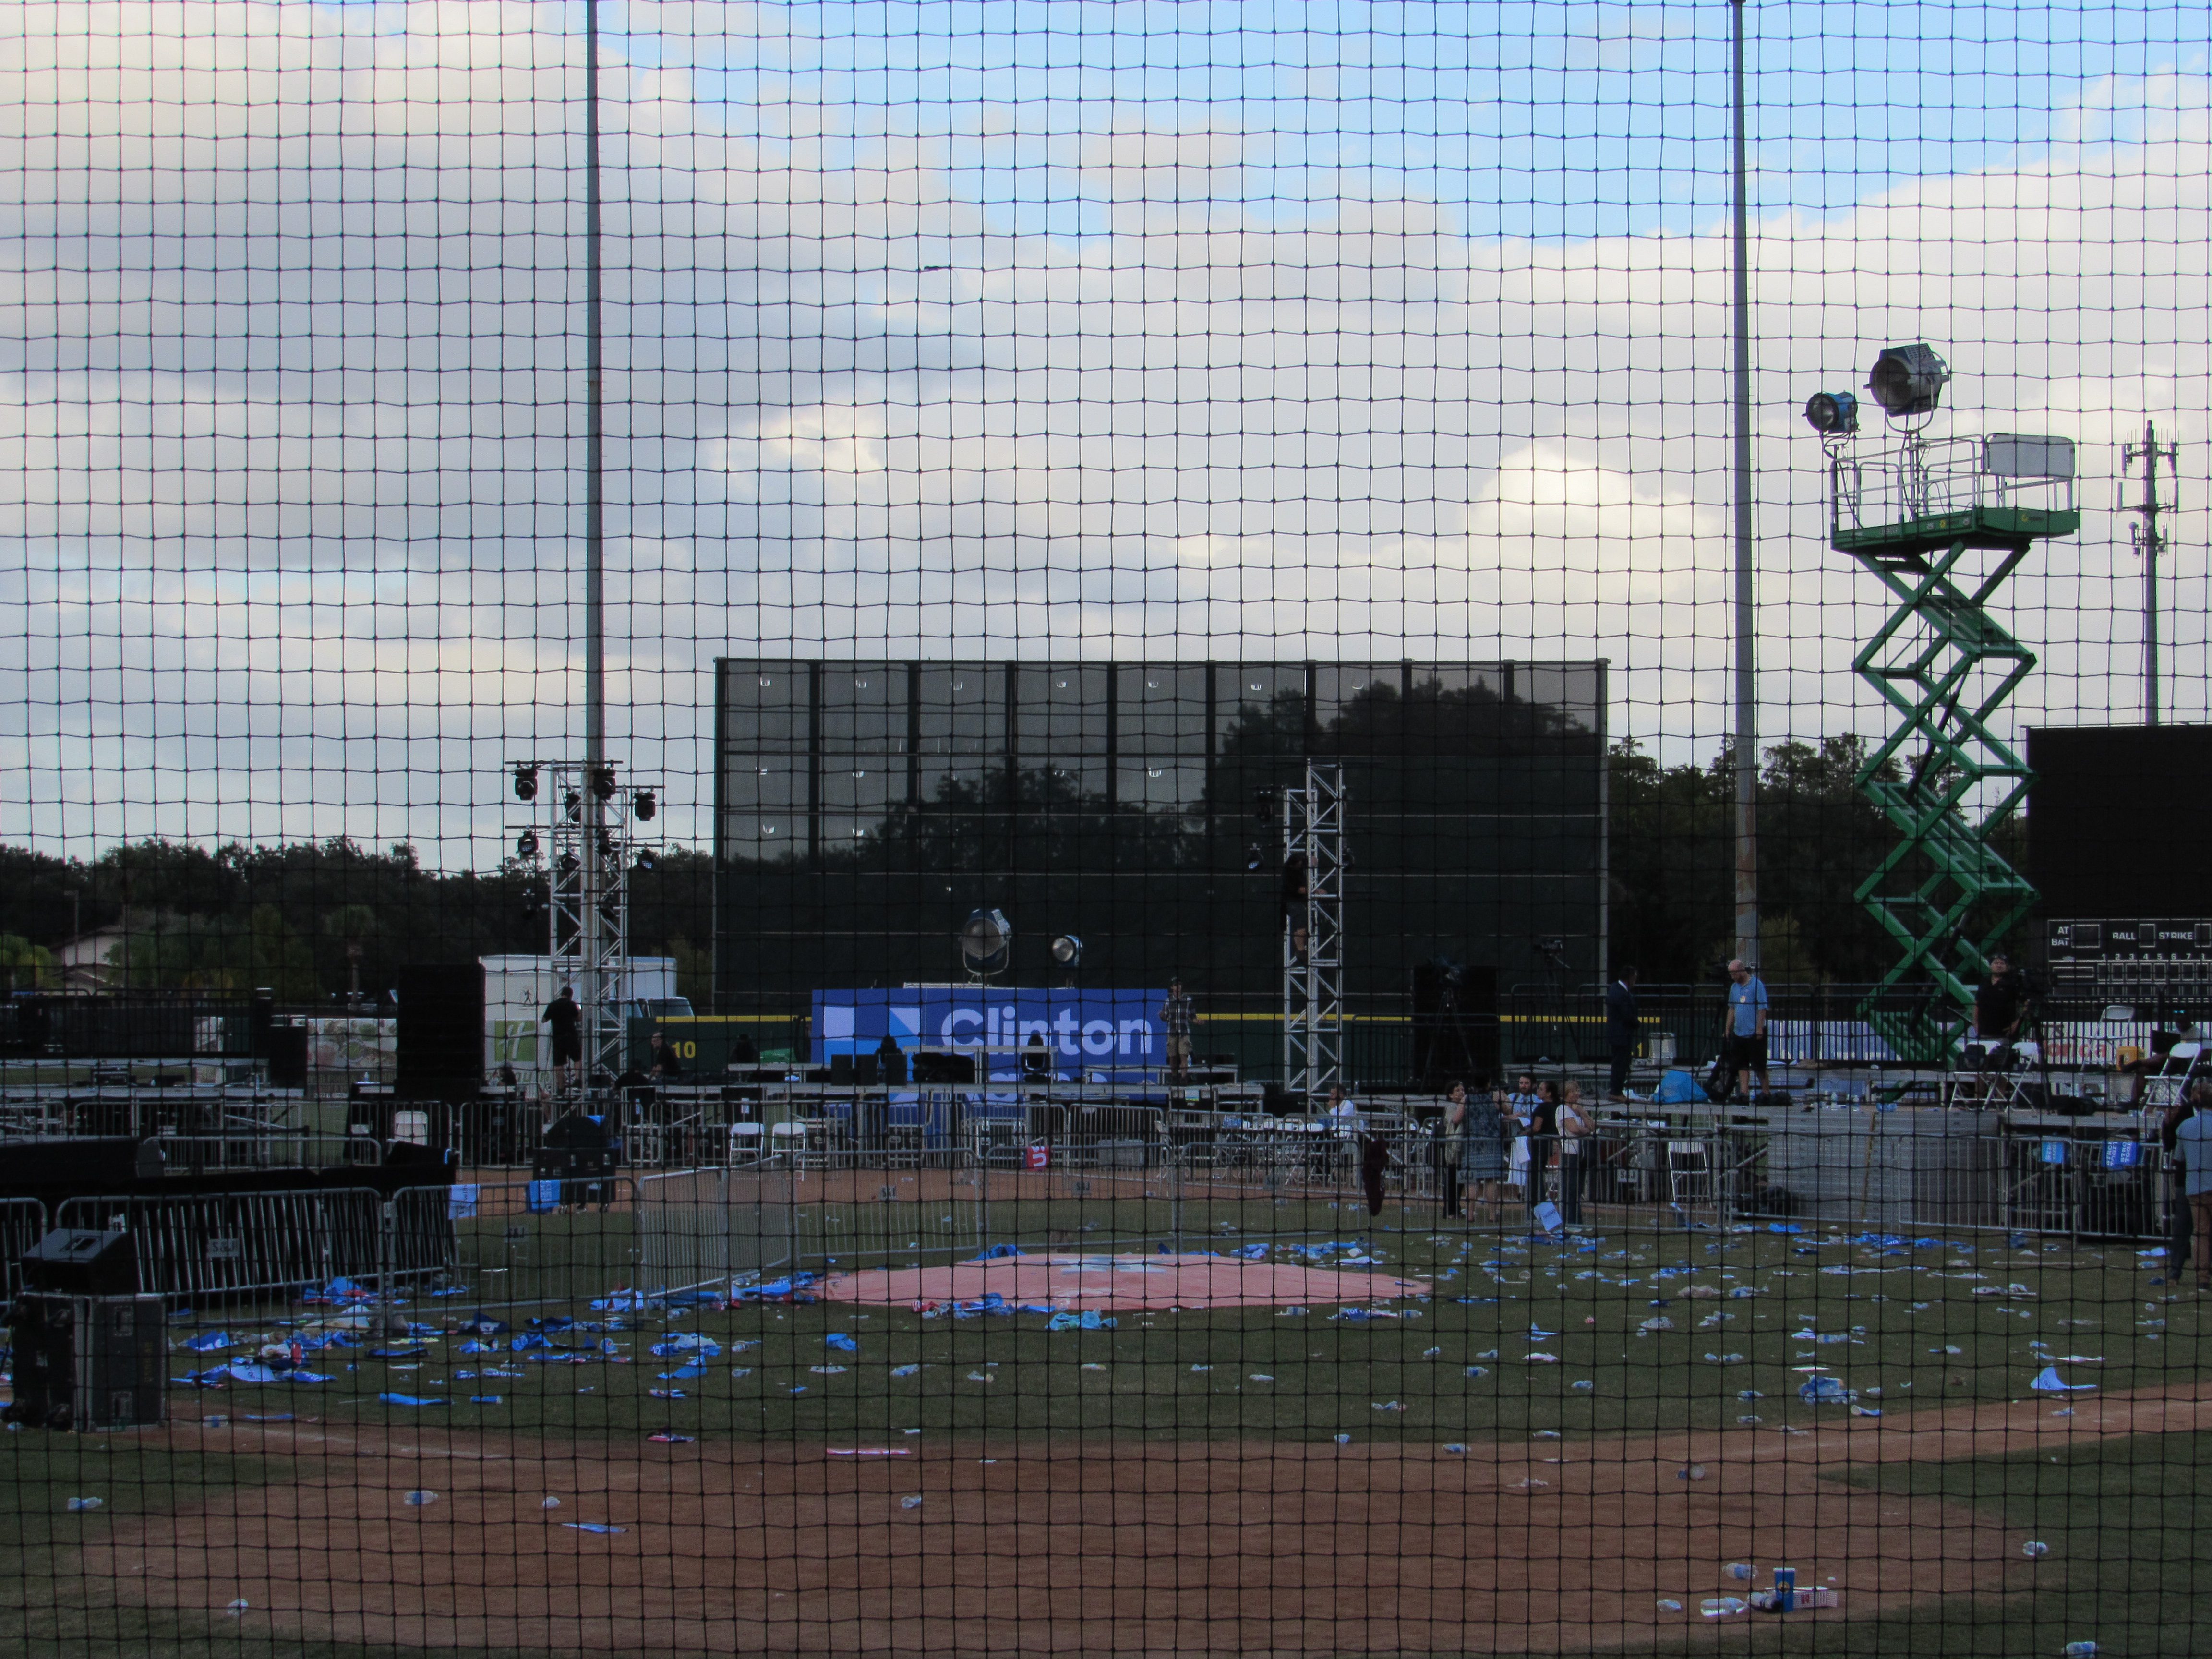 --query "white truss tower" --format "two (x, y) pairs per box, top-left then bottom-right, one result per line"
(539, 760), (634, 1087)
(1283, 759), (1346, 1107)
